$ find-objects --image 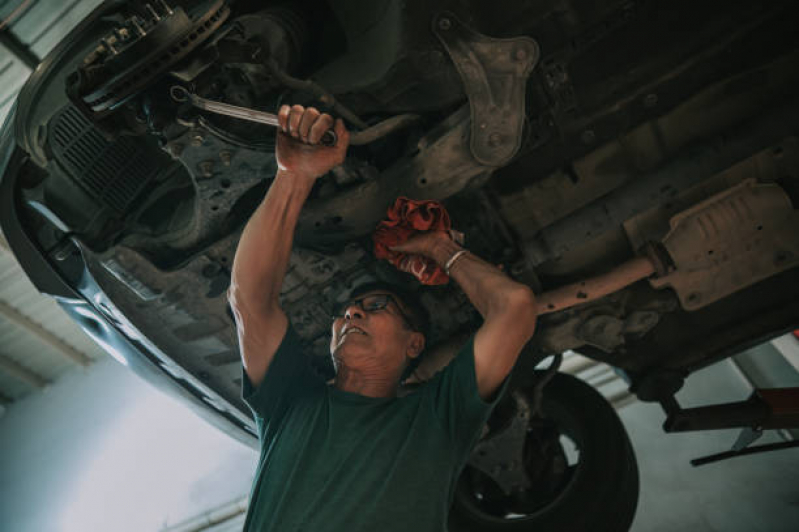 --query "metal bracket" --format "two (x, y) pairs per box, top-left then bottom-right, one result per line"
(468, 392), (533, 495)
(650, 179), (799, 310)
(433, 12), (539, 166)
(731, 426), (763, 451)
